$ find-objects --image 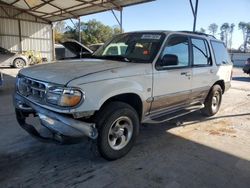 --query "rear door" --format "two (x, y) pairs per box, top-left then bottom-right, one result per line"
(151, 34), (192, 113)
(190, 37), (214, 104)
